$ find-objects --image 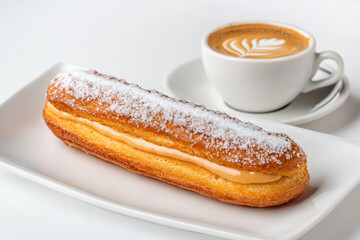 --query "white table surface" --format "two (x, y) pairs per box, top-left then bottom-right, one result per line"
(1, 0), (360, 239)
